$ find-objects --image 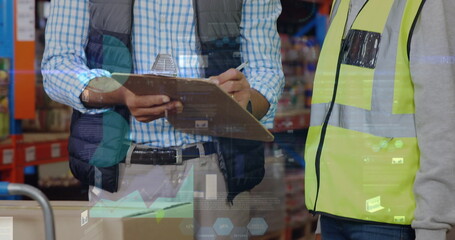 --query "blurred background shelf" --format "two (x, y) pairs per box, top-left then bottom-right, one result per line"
(272, 109), (311, 133)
